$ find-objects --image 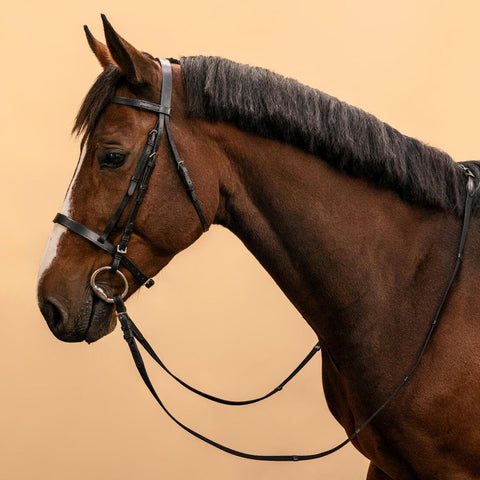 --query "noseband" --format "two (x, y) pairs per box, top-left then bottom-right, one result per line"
(54, 58), (209, 302)
(53, 57), (479, 462)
